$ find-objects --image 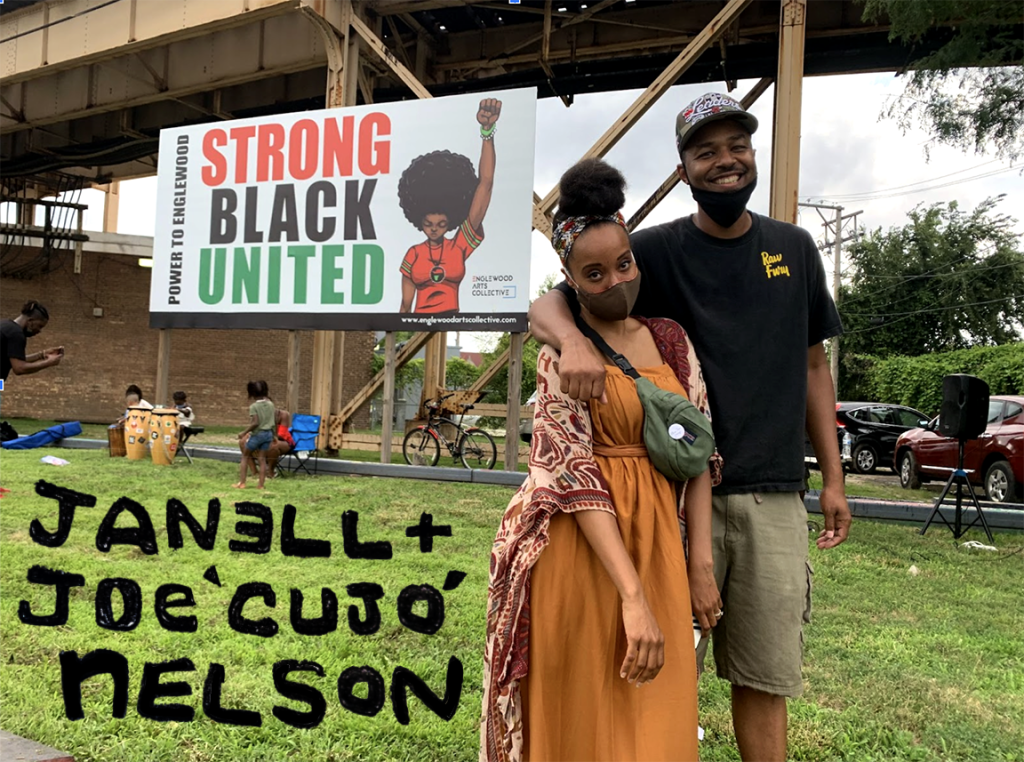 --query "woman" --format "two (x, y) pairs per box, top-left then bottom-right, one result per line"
(398, 98), (501, 314)
(482, 159), (723, 762)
